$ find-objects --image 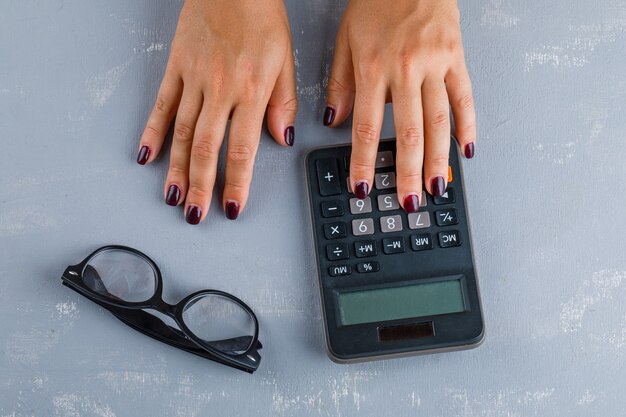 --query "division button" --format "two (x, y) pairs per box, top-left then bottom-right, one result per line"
(411, 233), (433, 251)
(438, 231), (461, 248)
(356, 261), (380, 273)
(323, 222), (347, 240)
(326, 243), (350, 261)
(329, 265), (351, 277)
(382, 237), (405, 254)
(433, 187), (455, 205)
(316, 158), (341, 196)
(435, 208), (458, 226)
(321, 200), (344, 218)
(354, 240), (377, 258)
